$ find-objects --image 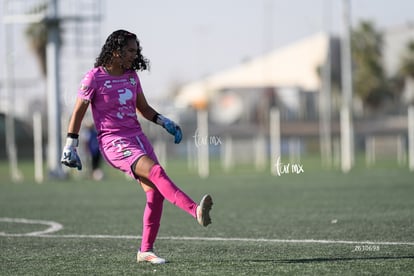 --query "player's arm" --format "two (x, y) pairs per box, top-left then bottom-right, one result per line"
(67, 98), (90, 134)
(136, 92), (182, 144)
(61, 98), (90, 170)
(135, 91), (158, 122)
